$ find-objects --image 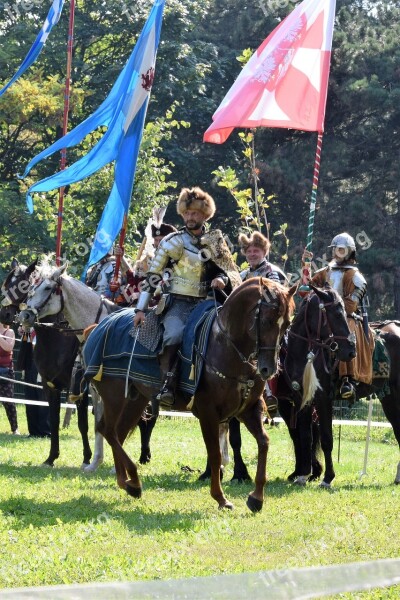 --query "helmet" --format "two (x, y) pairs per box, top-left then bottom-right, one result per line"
(328, 233), (356, 251)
